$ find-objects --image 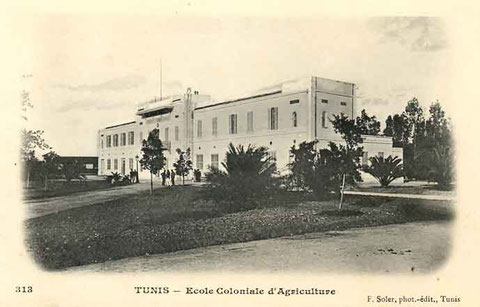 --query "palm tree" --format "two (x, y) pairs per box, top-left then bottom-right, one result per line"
(206, 143), (277, 211)
(364, 155), (404, 187)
